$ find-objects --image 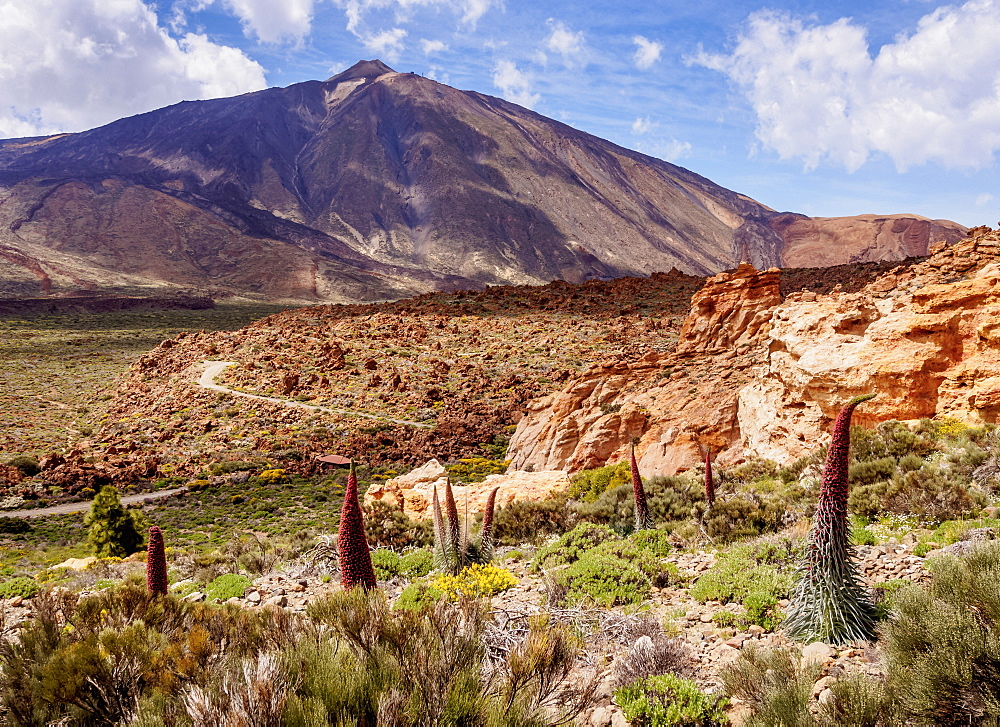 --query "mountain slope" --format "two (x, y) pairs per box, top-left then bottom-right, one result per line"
(0, 60), (966, 301)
